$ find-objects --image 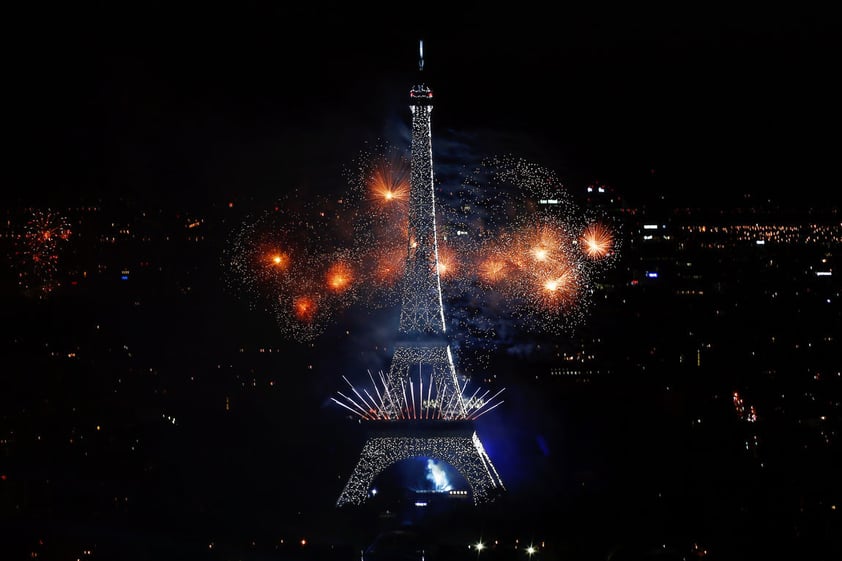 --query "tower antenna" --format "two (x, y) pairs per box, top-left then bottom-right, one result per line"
(418, 39), (424, 71)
